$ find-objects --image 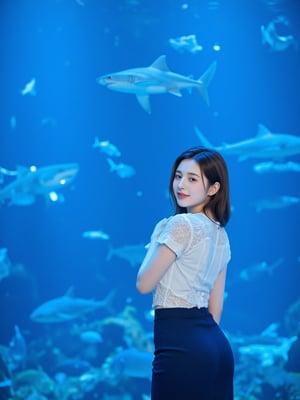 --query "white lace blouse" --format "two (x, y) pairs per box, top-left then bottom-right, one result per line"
(152, 213), (231, 309)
